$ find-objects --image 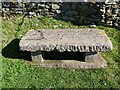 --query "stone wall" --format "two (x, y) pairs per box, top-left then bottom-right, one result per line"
(1, 2), (120, 27)
(101, 2), (120, 27)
